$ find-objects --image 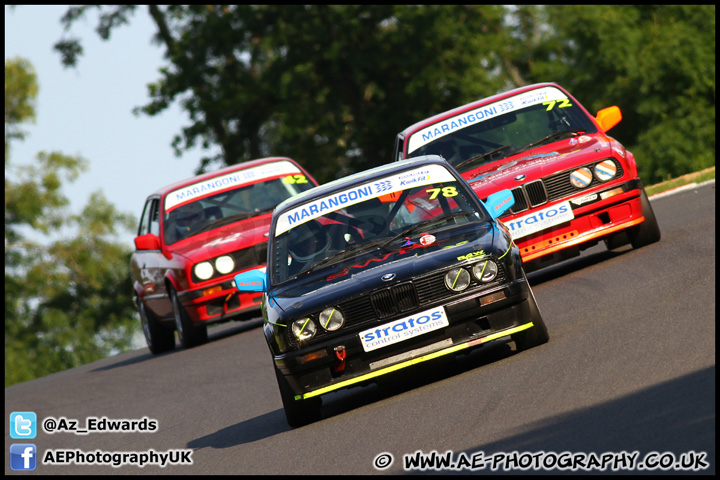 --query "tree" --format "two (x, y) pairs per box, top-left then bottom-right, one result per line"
(255, 5), (510, 179)
(5, 58), (138, 386)
(519, 5), (716, 184)
(53, 5), (511, 182)
(4, 57), (37, 145)
(51, 5), (714, 186)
